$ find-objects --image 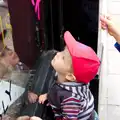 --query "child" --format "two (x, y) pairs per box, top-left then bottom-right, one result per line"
(39, 31), (100, 120)
(100, 15), (120, 51)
